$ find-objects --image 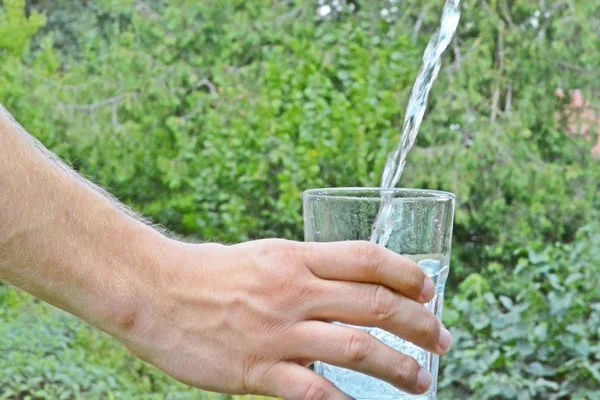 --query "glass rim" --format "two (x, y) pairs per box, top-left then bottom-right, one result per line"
(302, 187), (455, 202)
